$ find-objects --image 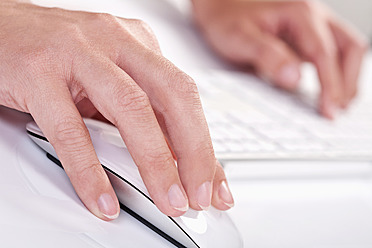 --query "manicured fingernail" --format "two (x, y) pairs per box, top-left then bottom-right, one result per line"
(219, 181), (234, 208)
(168, 184), (189, 212)
(97, 193), (119, 220)
(197, 181), (212, 211)
(278, 64), (300, 88)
